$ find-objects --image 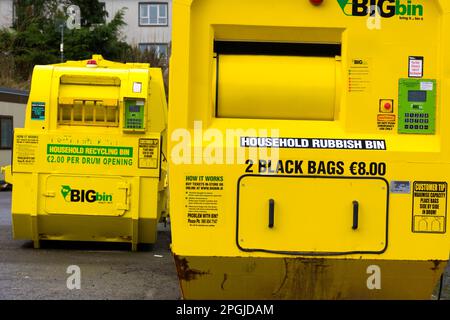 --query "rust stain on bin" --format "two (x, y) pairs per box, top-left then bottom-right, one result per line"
(174, 255), (210, 281)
